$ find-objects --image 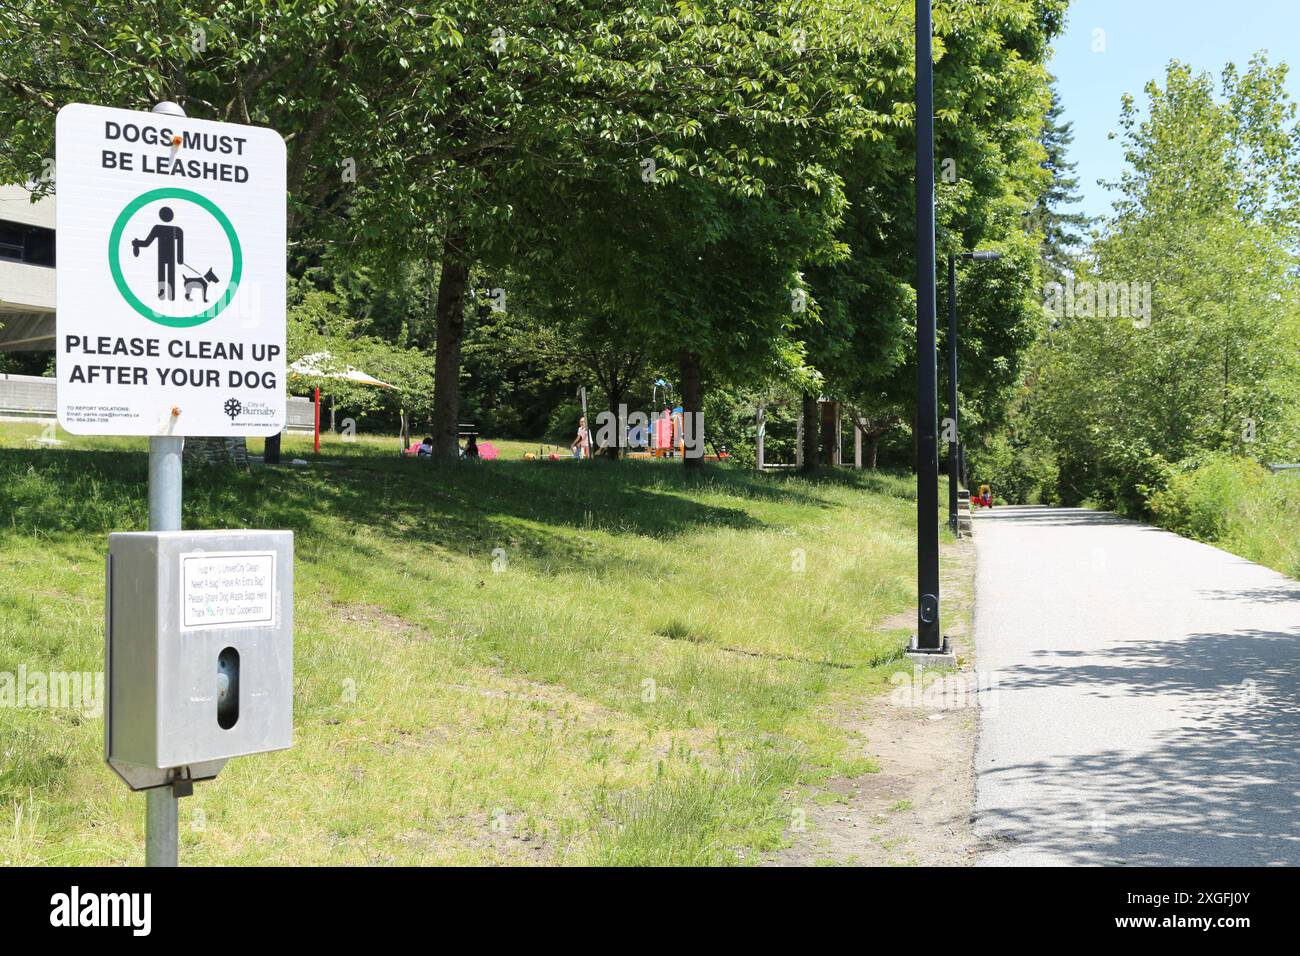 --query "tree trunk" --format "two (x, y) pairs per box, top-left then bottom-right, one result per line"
(800, 395), (819, 472)
(603, 386), (624, 459)
(869, 434), (880, 469)
(431, 229), (471, 459)
(819, 400), (837, 467)
(680, 350), (703, 470)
